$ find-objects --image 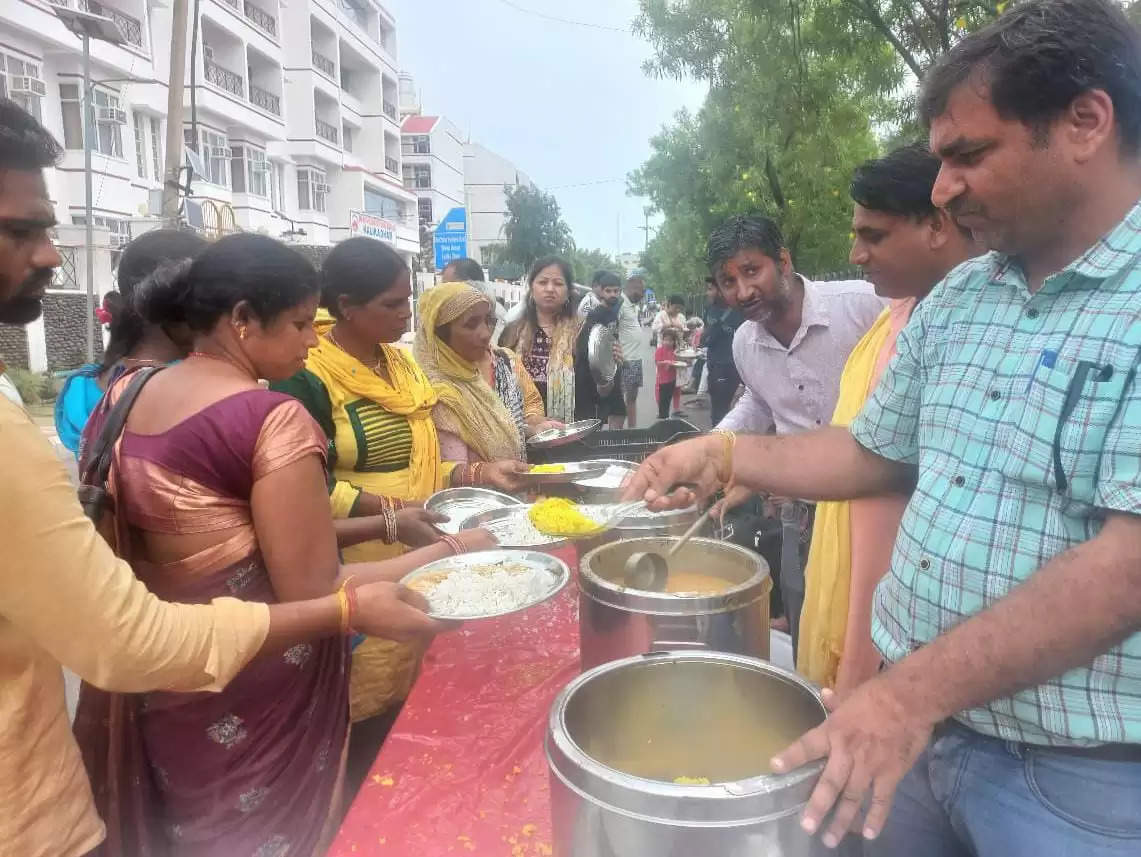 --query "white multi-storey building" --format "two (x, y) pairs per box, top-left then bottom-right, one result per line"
(463, 140), (533, 270)
(0, 0), (420, 369)
(400, 113), (464, 235)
